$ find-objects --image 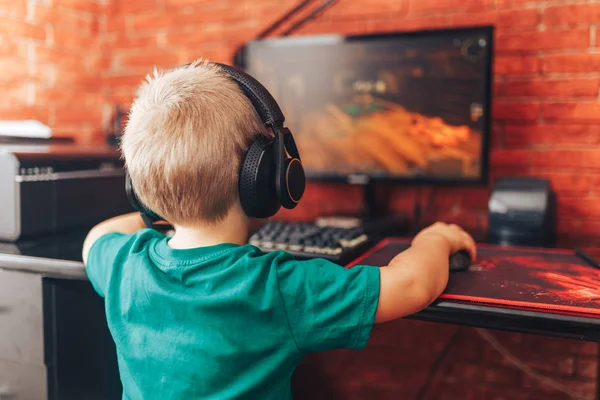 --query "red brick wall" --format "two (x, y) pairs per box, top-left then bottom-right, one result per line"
(5, 0), (596, 252)
(293, 320), (599, 400)
(94, 0), (600, 255)
(0, 0), (105, 141)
